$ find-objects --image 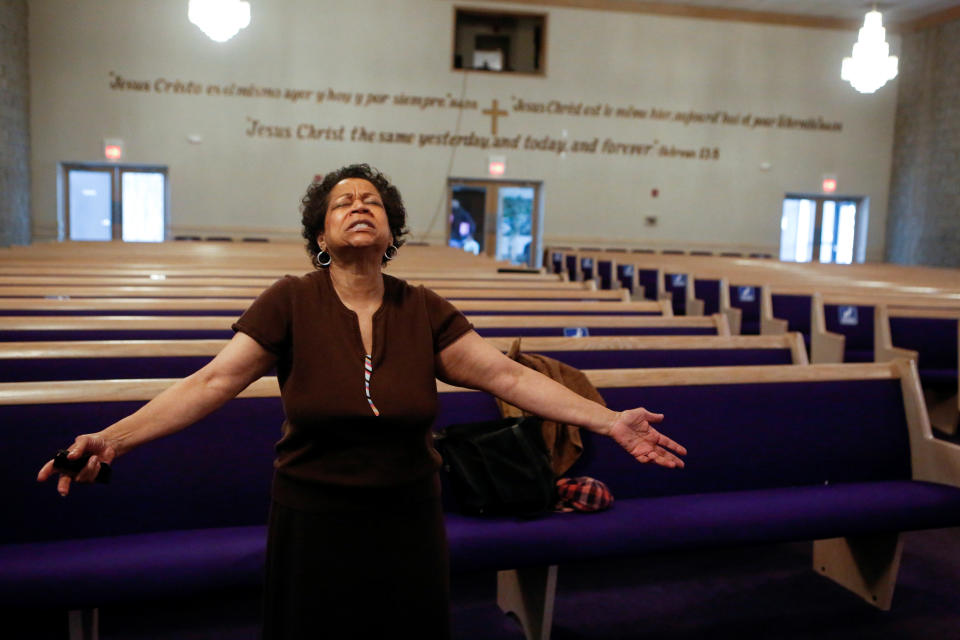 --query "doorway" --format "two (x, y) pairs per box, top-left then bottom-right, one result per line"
(779, 195), (865, 264)
(447, 179), (542, 267)
(62, 163), (168, 242)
